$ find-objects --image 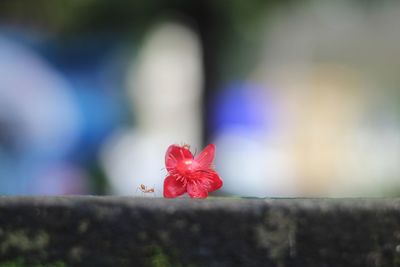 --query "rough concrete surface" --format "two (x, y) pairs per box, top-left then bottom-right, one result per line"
(0, 197), (399, 267)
